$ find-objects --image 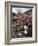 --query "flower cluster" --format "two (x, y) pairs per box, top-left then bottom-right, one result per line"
(16, 16), (32, 25)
